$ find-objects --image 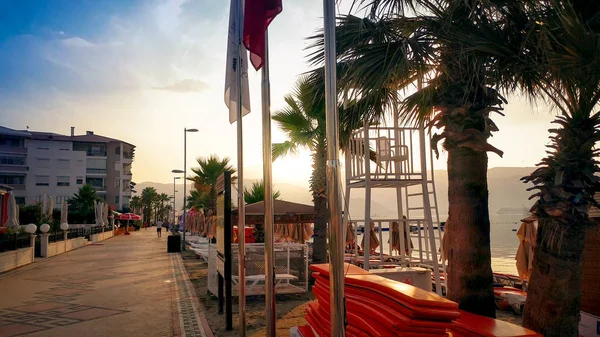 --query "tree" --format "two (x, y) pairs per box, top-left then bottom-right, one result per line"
(243, 180), (281, 204)
(272, 76), (368, 263)
(141, 187), (158, 225)
(308, 0), (535, 316)
(130, 195), (142, 214)
(518, 2), (600, 335)
(158, 193), (170, 221)
(244, 180), (282, 243)
(188, 155), (236, 212)
(69, 185), (101, 224)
